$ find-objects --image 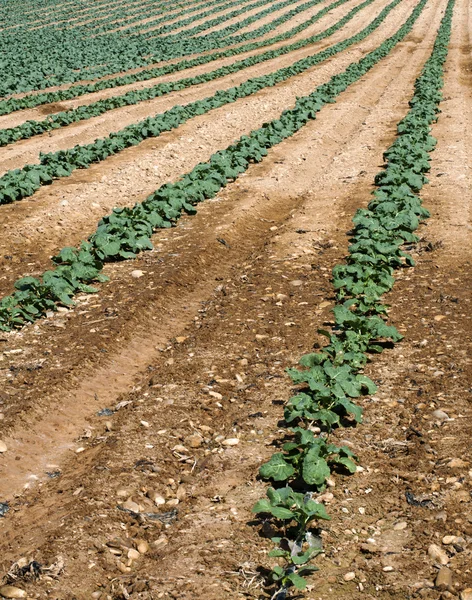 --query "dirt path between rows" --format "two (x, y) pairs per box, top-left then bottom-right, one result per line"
(0, 0), (434, 297)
